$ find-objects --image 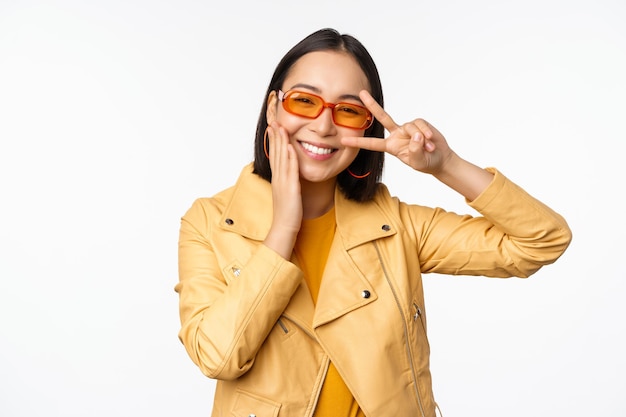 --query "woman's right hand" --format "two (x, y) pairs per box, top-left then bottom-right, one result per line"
(263, 122), (302, 259)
